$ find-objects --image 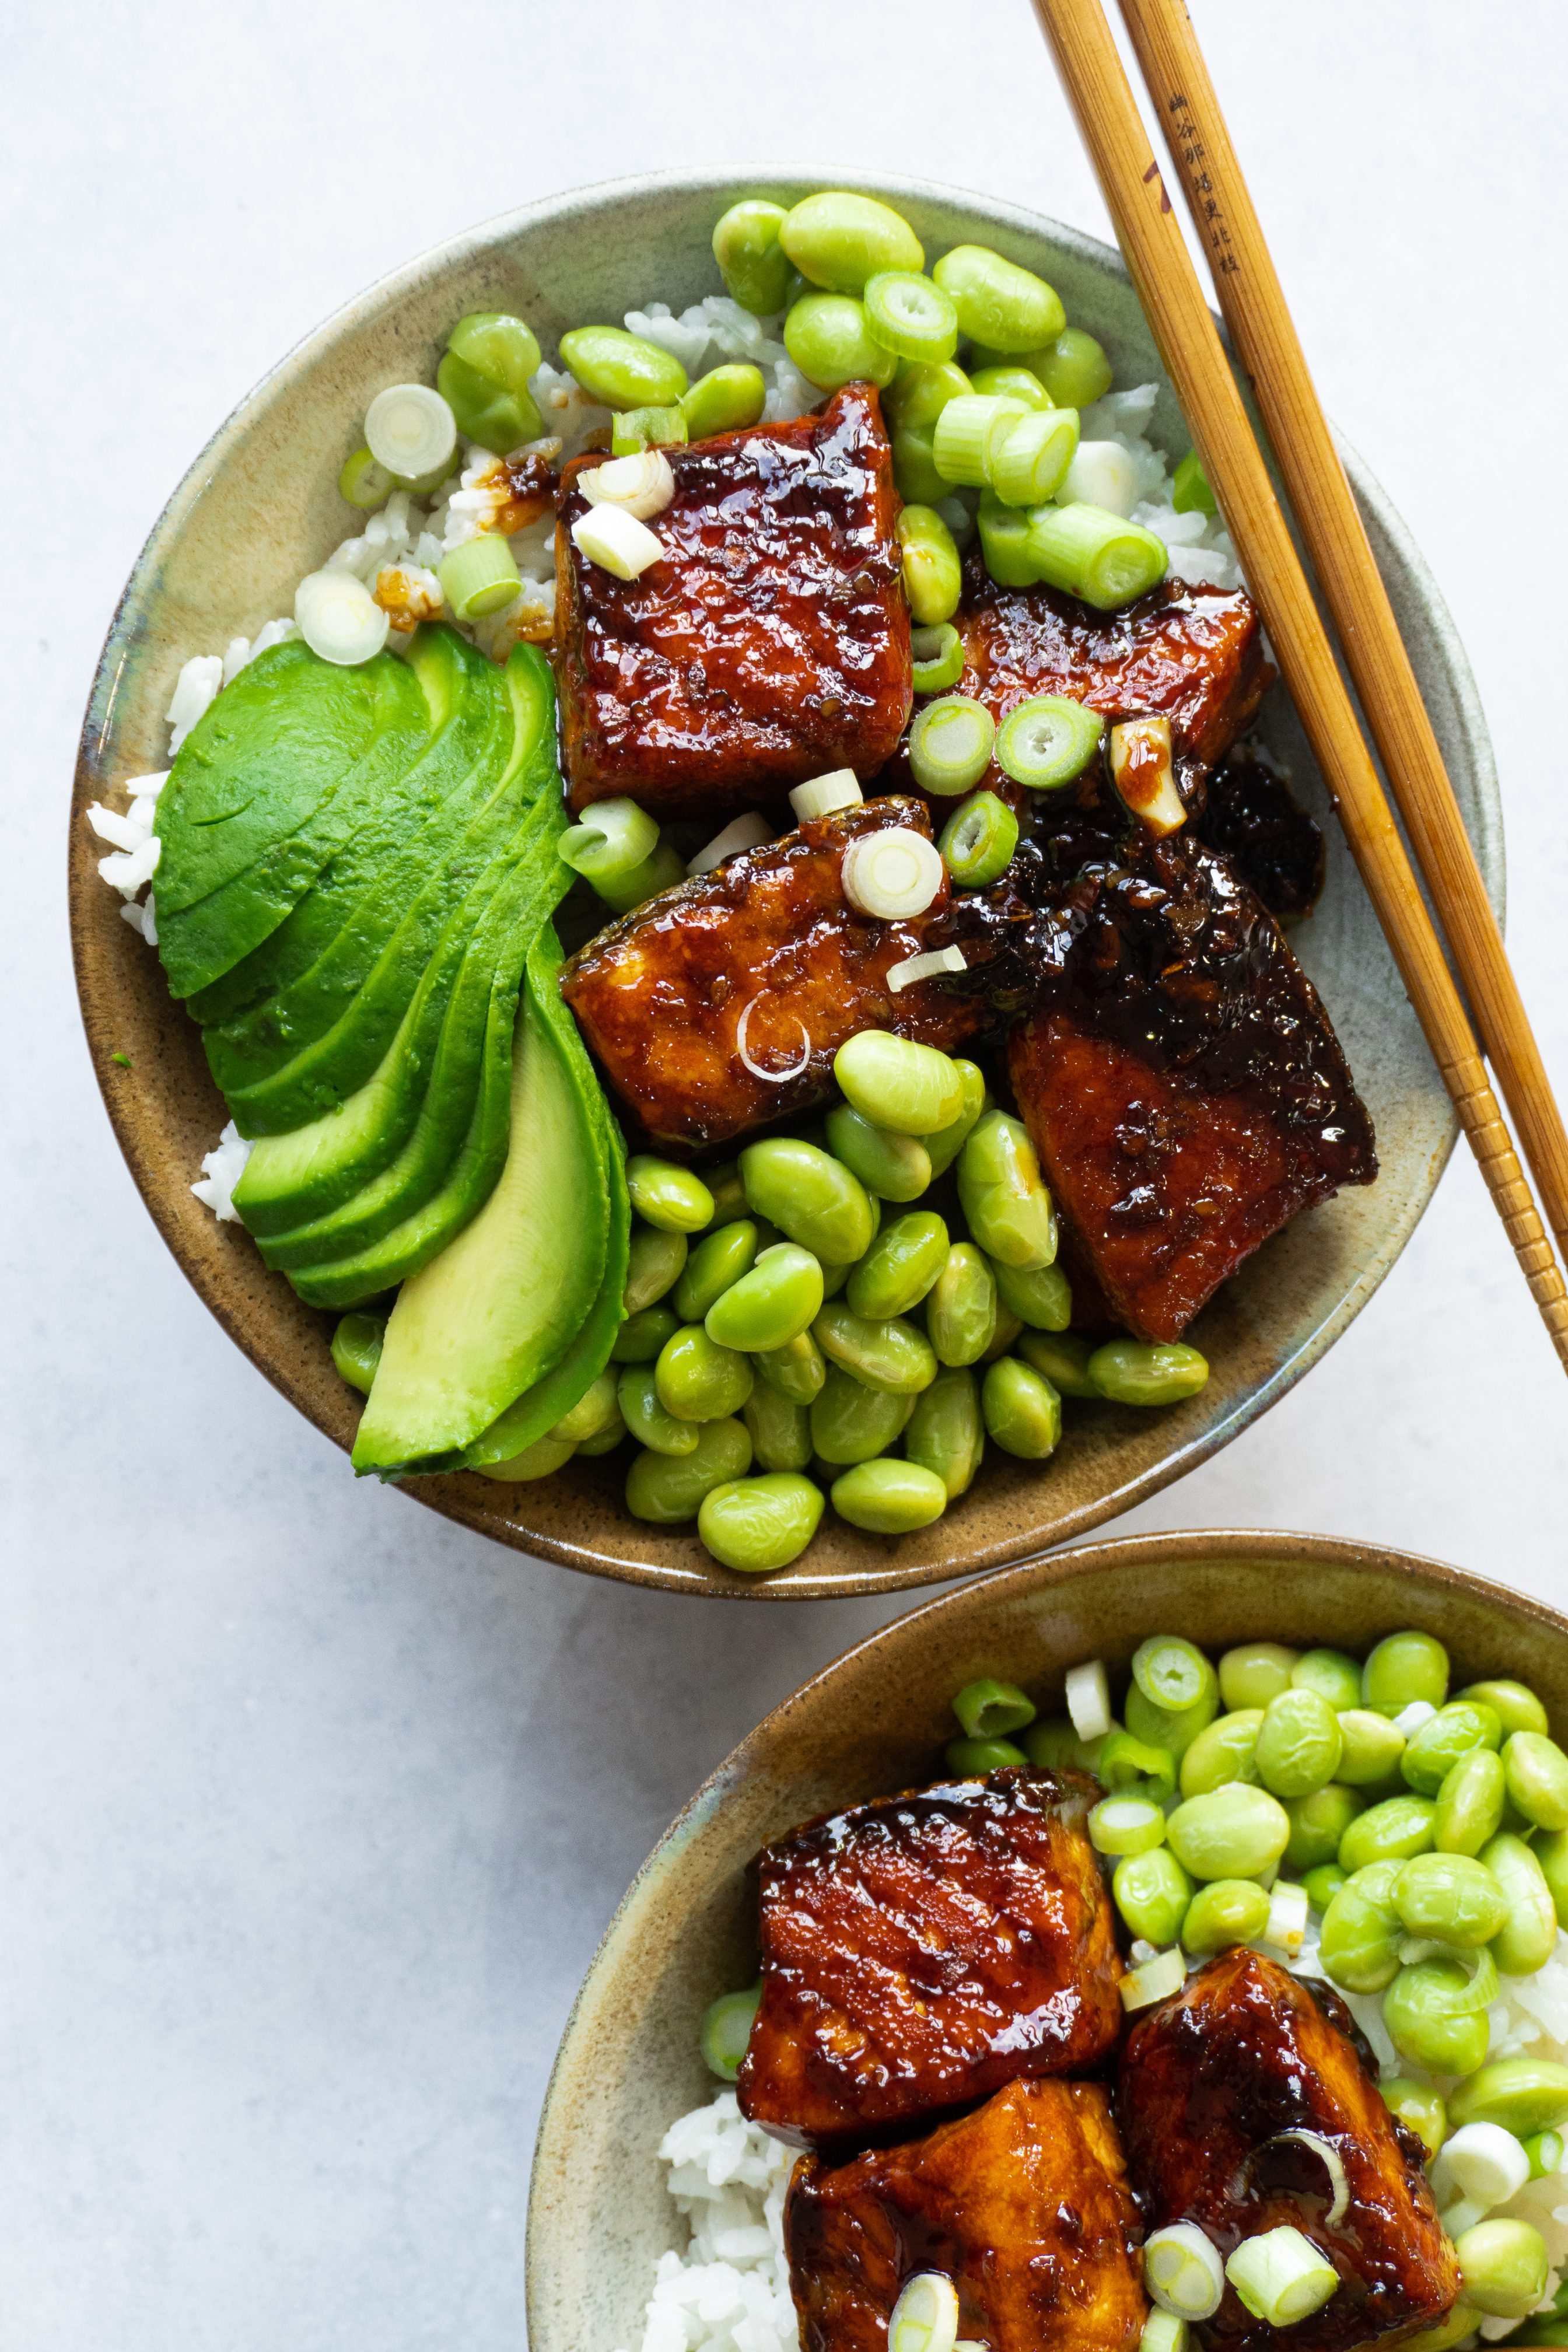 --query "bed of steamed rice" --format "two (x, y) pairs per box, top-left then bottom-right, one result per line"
(616, 1930), (1568, 2352)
